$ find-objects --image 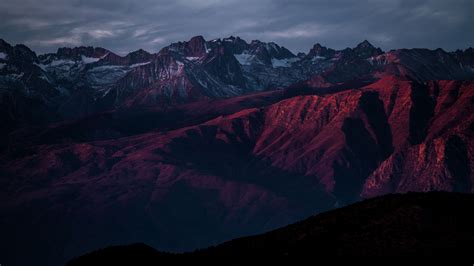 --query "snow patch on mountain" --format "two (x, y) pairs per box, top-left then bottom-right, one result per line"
(35, 60), (77, 74)
(34, 62), (46, 71)
(0, 52), (7, 60)
(271, 57), (299, 68)
(87, 66), (129, 88)
(185, 57), (200, 61)
(312, 56), (326, 61)
(204, 43), (211, 53)
(39, 74), (50, 82)
(7, 72), (24, 79)
(234, 53), (254, 65)
(81, 55), (101, 64)
(130, 61), (151, 68)
(51, 60), (80, 70)
(51, 59), (76, 67)
(80, 53), (108, 64)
